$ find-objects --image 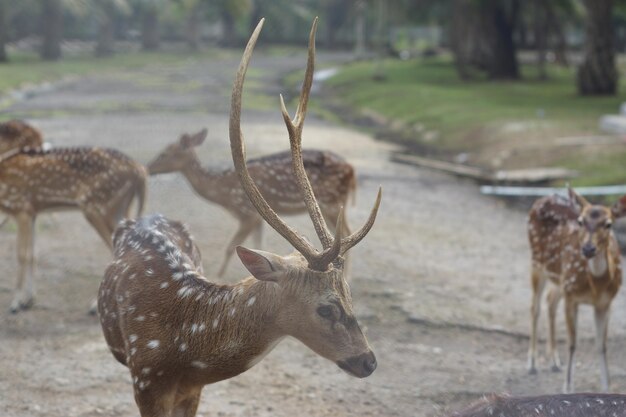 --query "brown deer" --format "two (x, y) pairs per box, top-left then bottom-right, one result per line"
(527, 188), (625, 392)
(147, 129), (355, 277)
(0, 120), (148, 313)
(97, 18), (381, 417)
(447, 393), (626, 417)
